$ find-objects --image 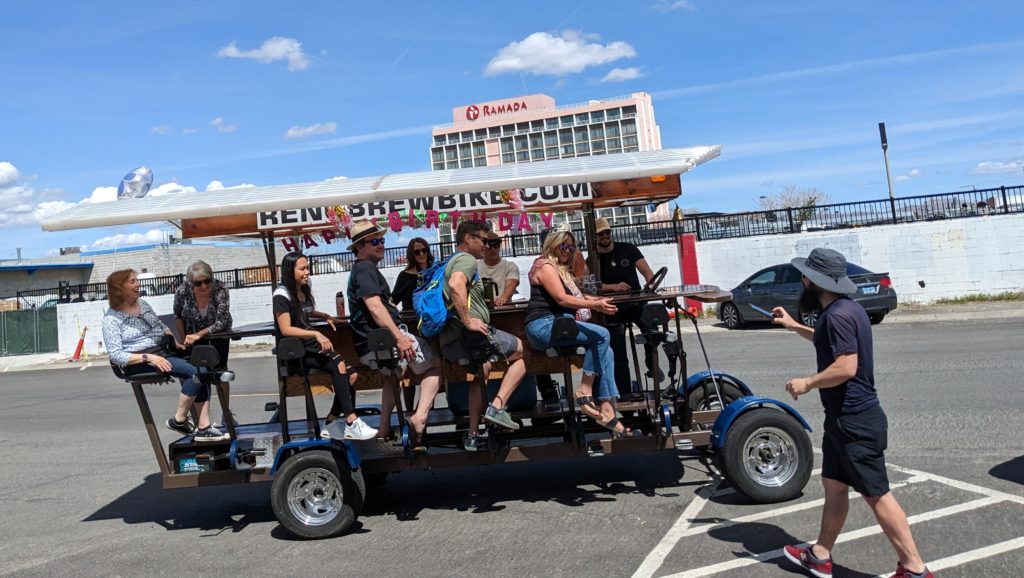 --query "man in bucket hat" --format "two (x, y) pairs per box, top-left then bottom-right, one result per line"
(774, 248), (931, 578)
